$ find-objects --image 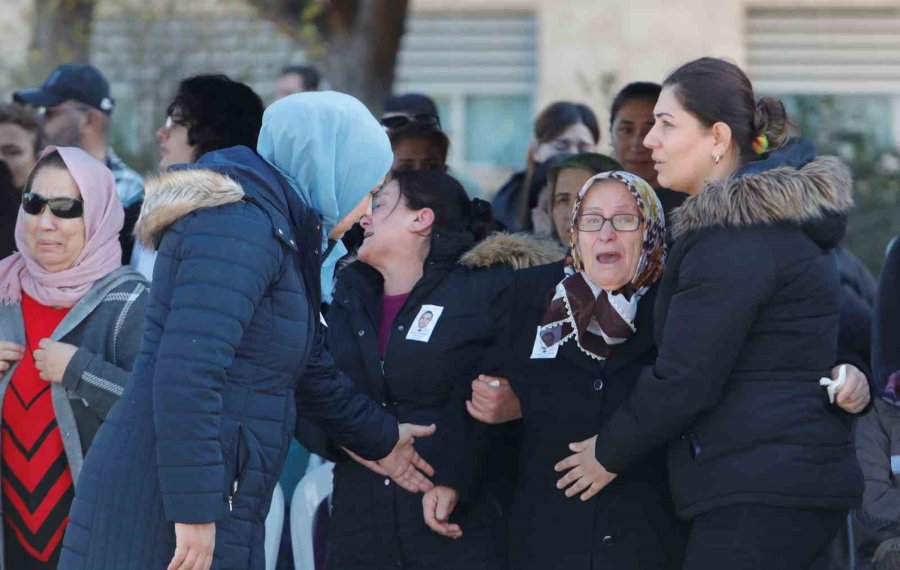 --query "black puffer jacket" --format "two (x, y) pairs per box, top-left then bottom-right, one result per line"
(595, 140), (864, 518)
